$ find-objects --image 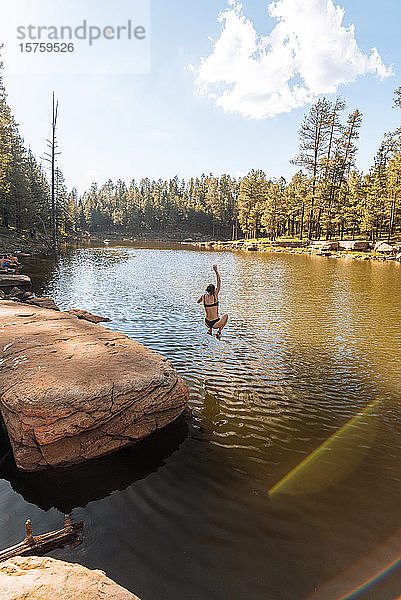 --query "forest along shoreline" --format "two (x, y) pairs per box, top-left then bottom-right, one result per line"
(189, 238), (401, 262)
(1, 90), (401, 255)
